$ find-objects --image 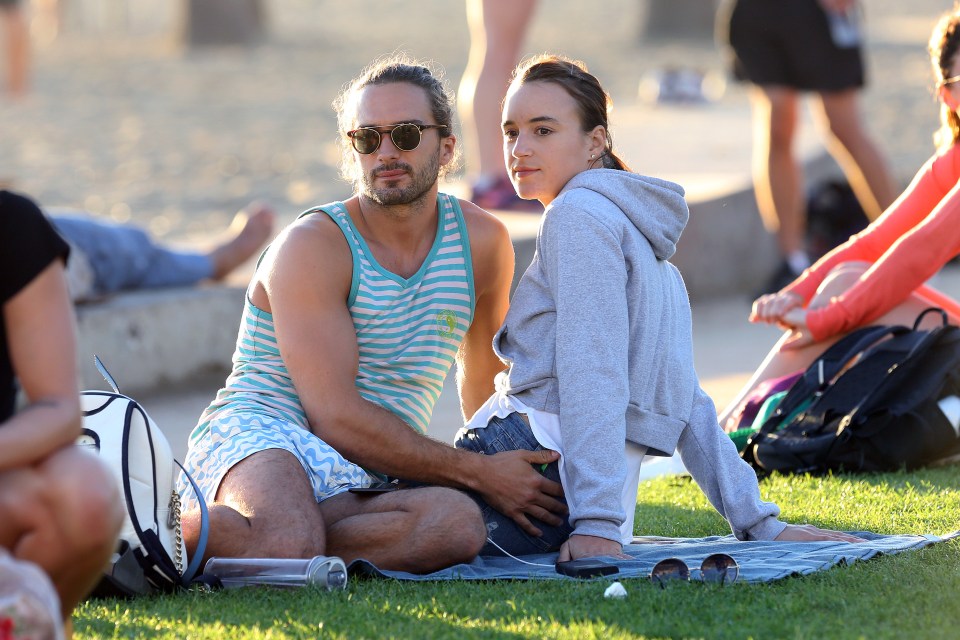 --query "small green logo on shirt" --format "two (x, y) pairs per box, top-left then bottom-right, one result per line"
(436, 310), (458, 339)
